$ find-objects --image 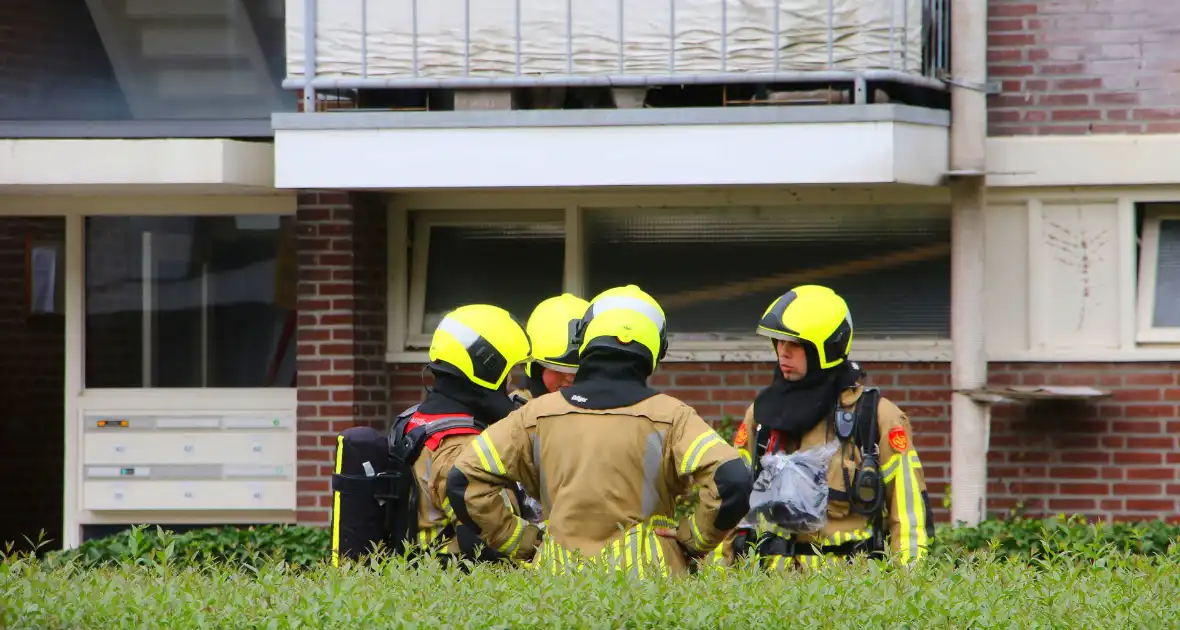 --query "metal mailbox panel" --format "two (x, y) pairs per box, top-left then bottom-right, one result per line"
(83, 480), (296, 511)
(83, 433), (293, 466)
